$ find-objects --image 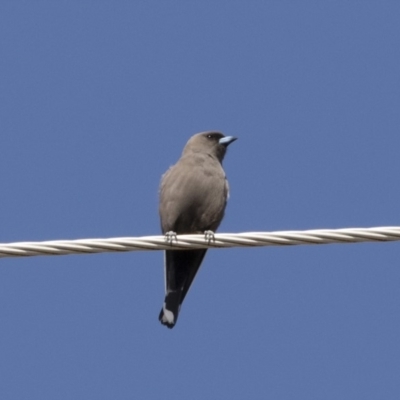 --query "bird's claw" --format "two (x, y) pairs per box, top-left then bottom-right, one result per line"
(204, 230), (215, 243)
(164, 231), (177, 245)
